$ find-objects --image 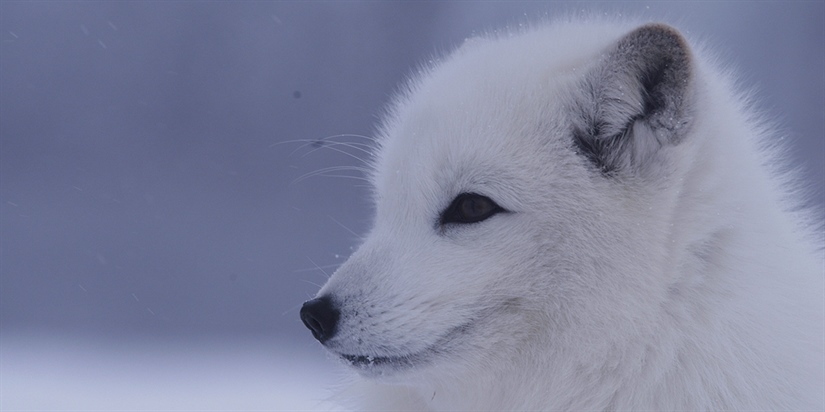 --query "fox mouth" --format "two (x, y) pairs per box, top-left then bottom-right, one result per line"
(333, 321), (475, 376)
(340, 353), (418, 369)
(336, 341), (437, 375)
